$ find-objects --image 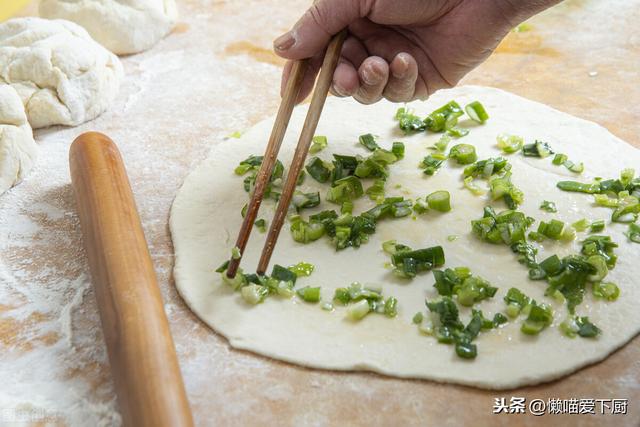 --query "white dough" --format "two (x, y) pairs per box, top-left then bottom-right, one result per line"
(170, 86), (640, 389)
(39, 0), (178, 55)
(0, 18), (123, 129)
(0, 84), (37, 195)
